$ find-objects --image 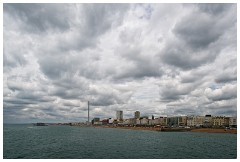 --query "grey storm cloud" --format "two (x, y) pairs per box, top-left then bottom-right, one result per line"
(215, 74), (237, 84)
(112, 54), (163, 81)
(88, 85), (133, 107)
(214, 59), (237, 83)
(4, 3), (72, 32)
(174, 15), (220, 49)
(197, 3), (233, 15)
(3, 3), (237, 123)
(160, 4), (236, 70)
(159, 83), (195, 102)
(161, 41), (219, 70)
